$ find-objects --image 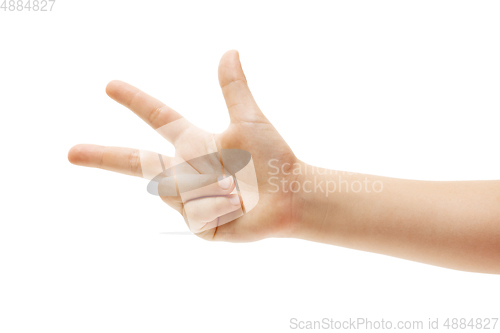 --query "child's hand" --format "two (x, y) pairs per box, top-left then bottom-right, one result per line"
(68, 51), (301, 242)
